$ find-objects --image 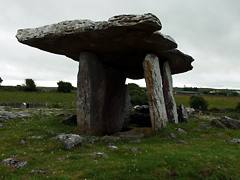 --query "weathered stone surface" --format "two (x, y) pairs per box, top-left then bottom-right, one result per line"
(211, 119), (228, 130)
(0, 158), (27, 169)
(59, 114), (77, 125)
(162, 61), (178, 123)
(101, 136), (120, 142)
(106, 146), (118, 151)
(176, 128), (187, 134)
(177, 104), (189, 123)
(88, 152), (109, 158)
(133, 105), (149, 113)
(143, 54), (168, 130)
(16, 13), (194, 79)
(223, 138), (240, 143)
(218, 116), (240, 130)
(56, 134), (83, 150)
(114, 131), (145, 139)
(77, 52), (130, 135)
